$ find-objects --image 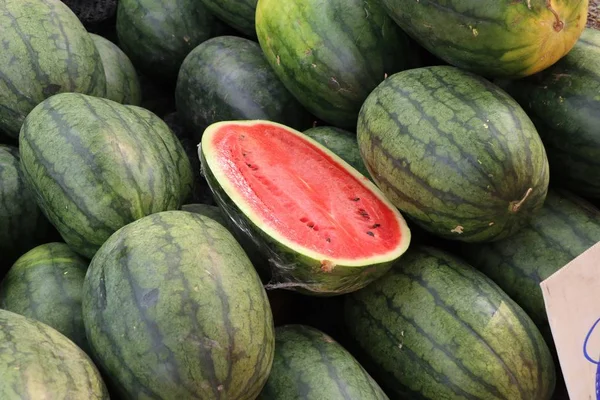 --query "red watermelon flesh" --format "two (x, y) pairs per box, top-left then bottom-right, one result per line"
(201, 121), (410, 266)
